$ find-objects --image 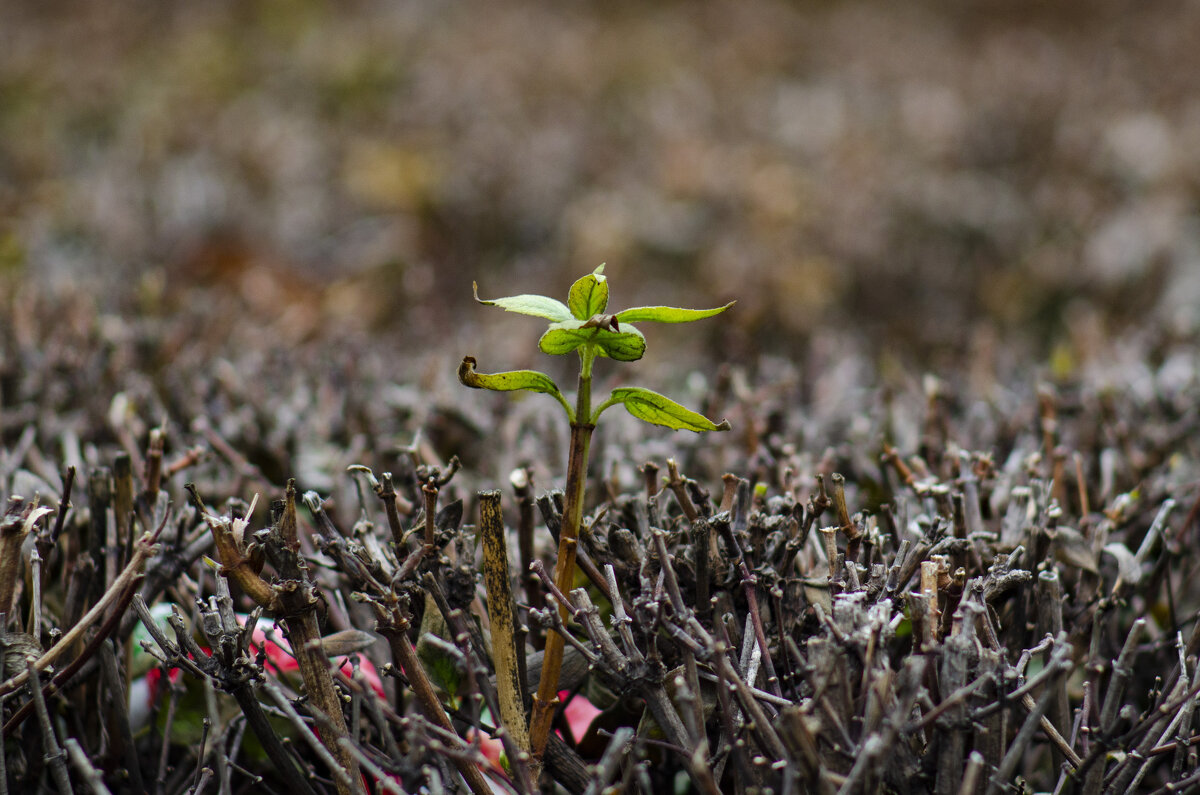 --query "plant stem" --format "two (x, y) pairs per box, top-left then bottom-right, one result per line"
(274, 484), (361, 795)
(3, 574), (142, 738)
(379, 607), (493, 795)
(512, 468), (544, 647)
(0, 529), (156, 699)
(26, 661), (72, 795)
(288, 609), (360, 794)
(479, 490), (531, 759)
(529, 351), (595, 763)
(0, 500), (51, 620)
(228, 687), (319, 795)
